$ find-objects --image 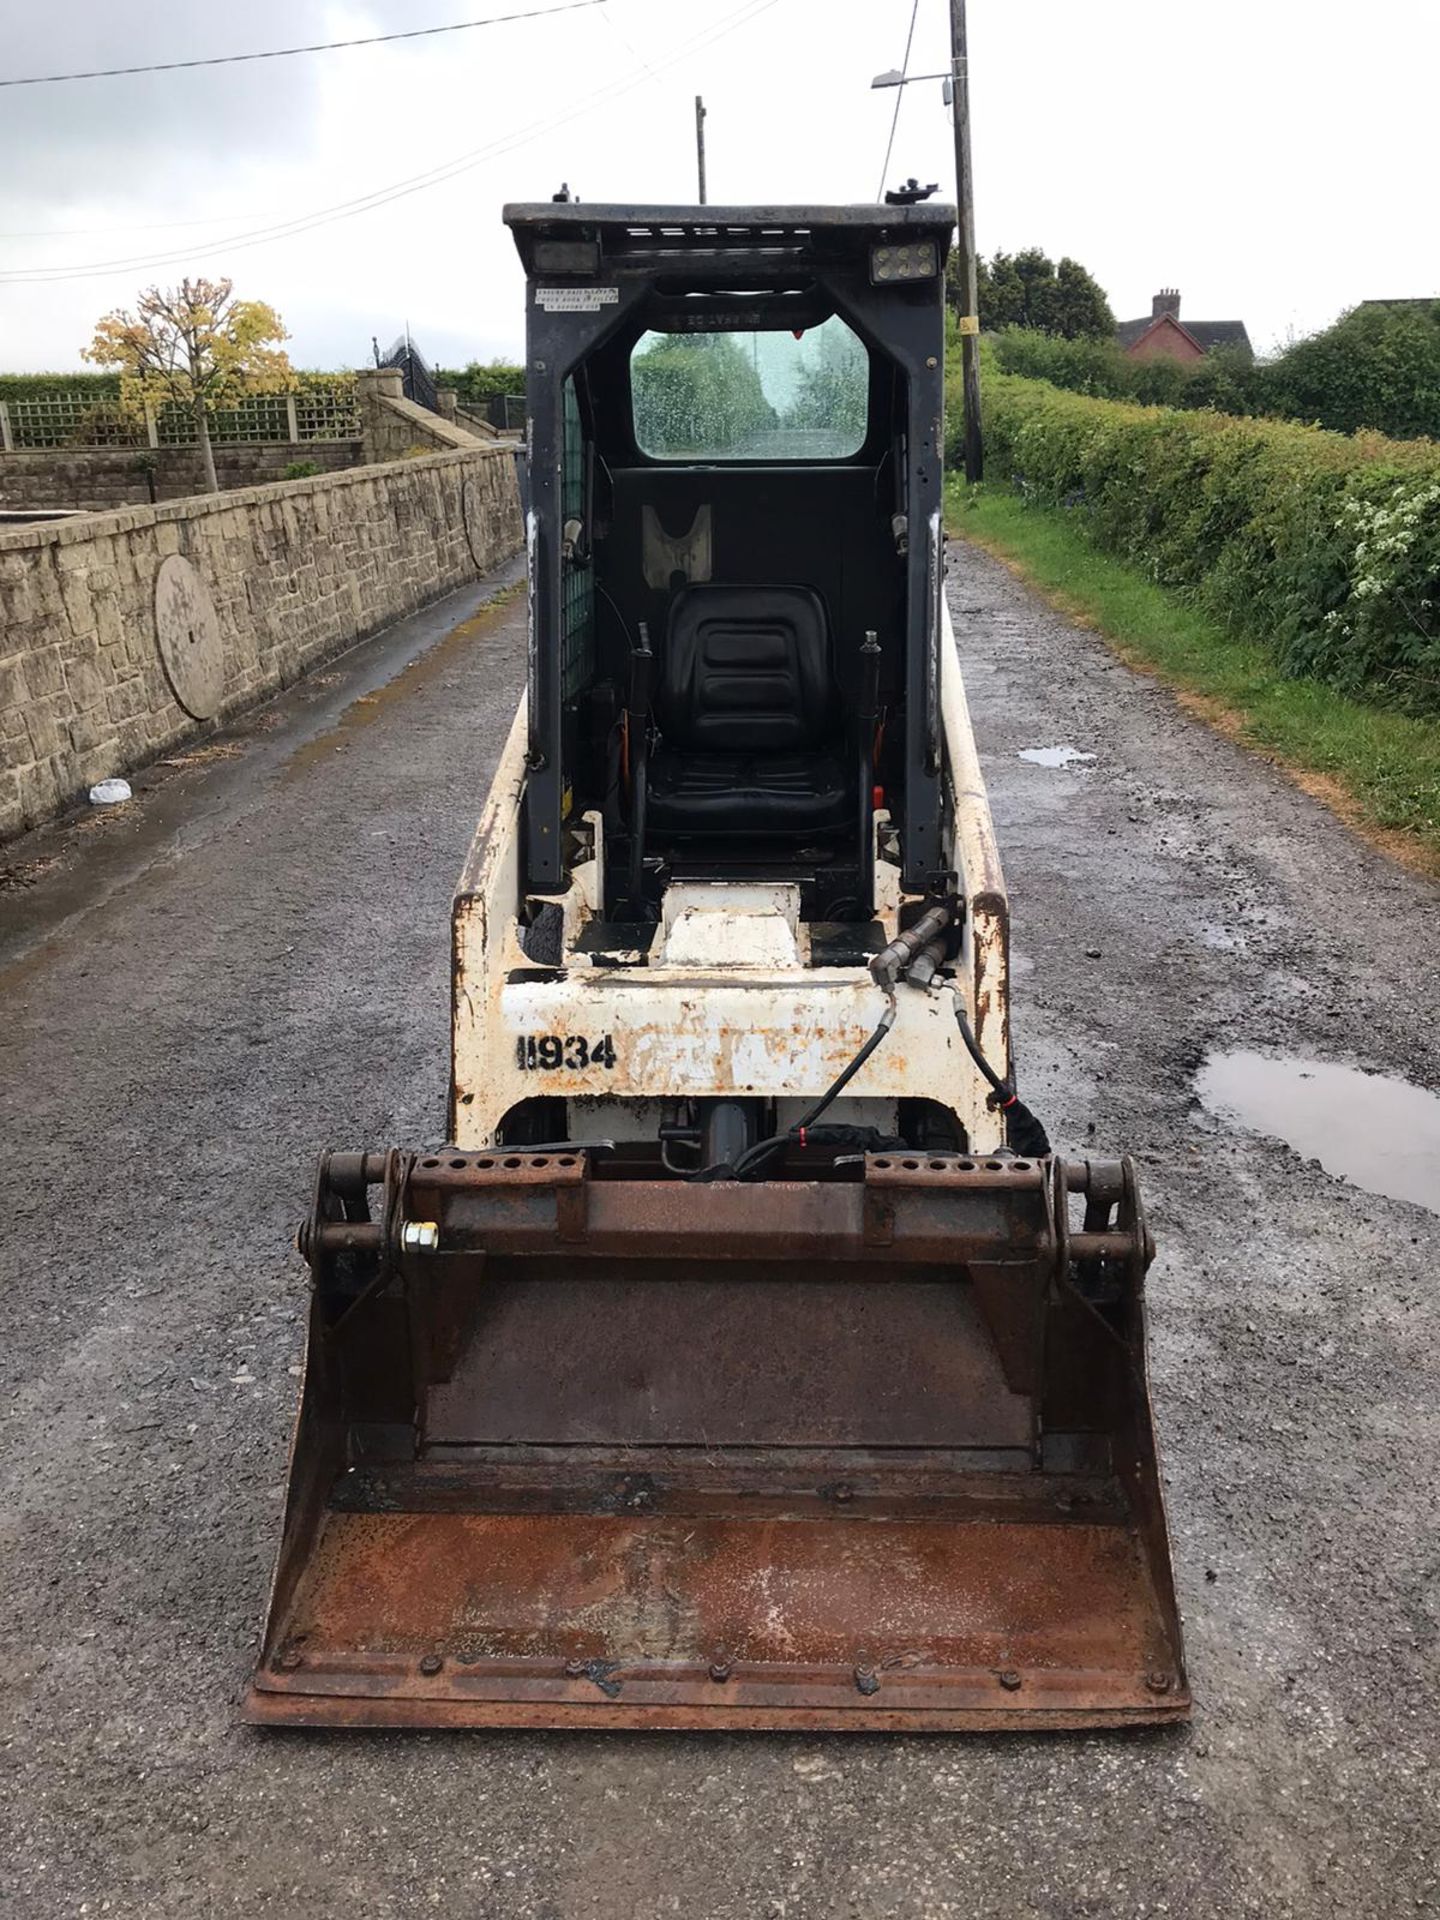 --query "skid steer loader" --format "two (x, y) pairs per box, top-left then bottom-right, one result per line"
(246, 202), (1188, 1731)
